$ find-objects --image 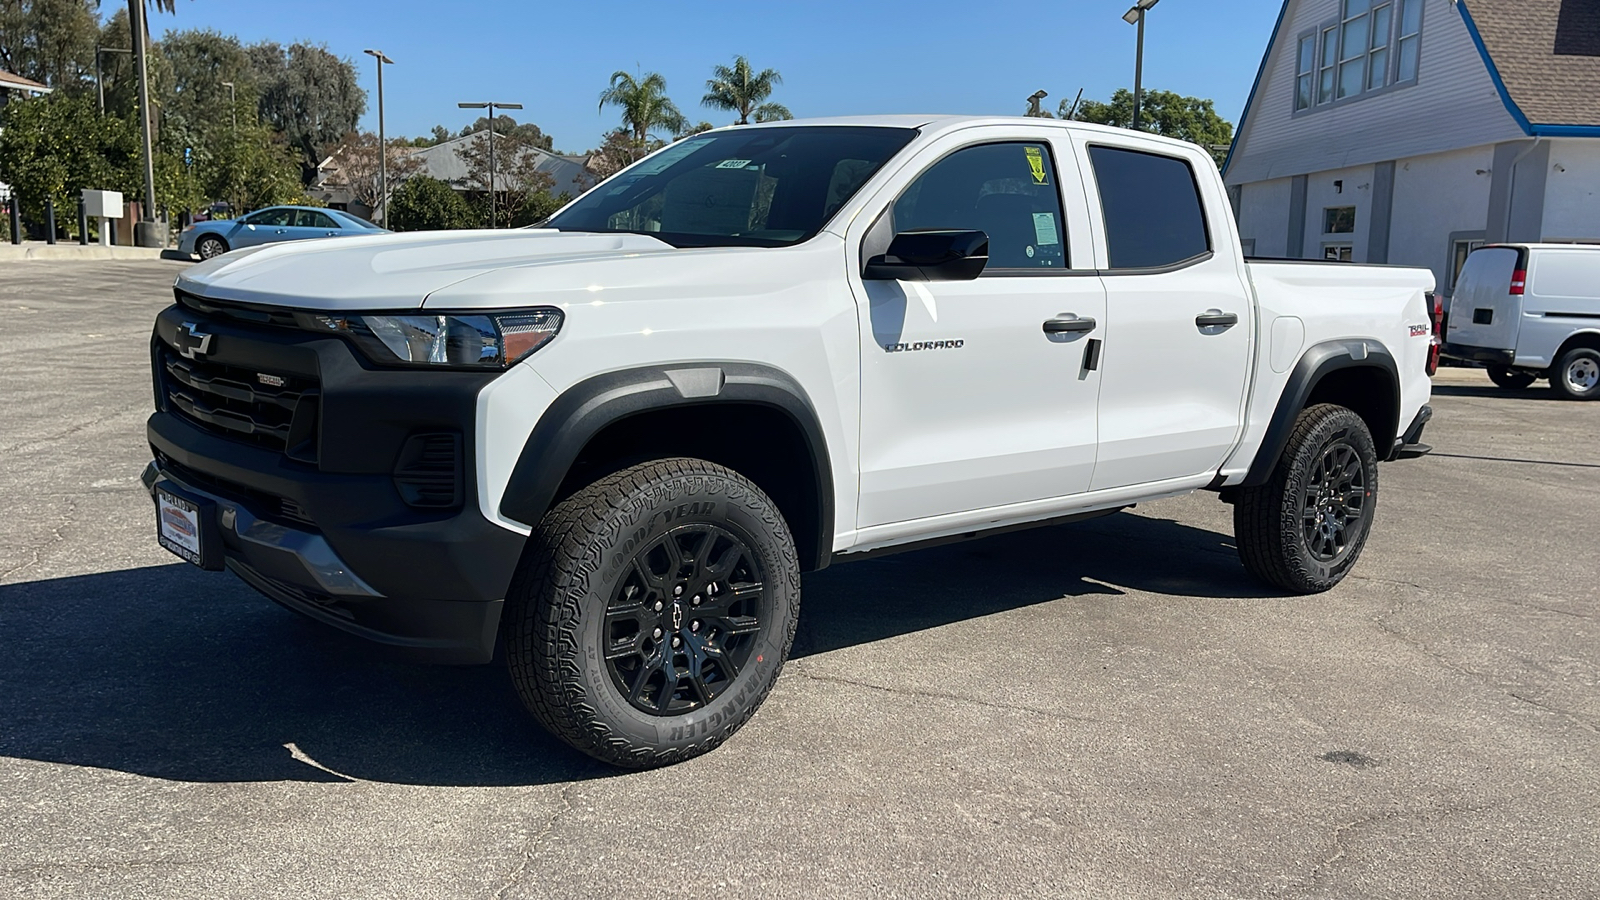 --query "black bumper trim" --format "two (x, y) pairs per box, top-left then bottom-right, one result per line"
(1388, 404), (1433, 461)
(1441, 342), (1516, 367)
